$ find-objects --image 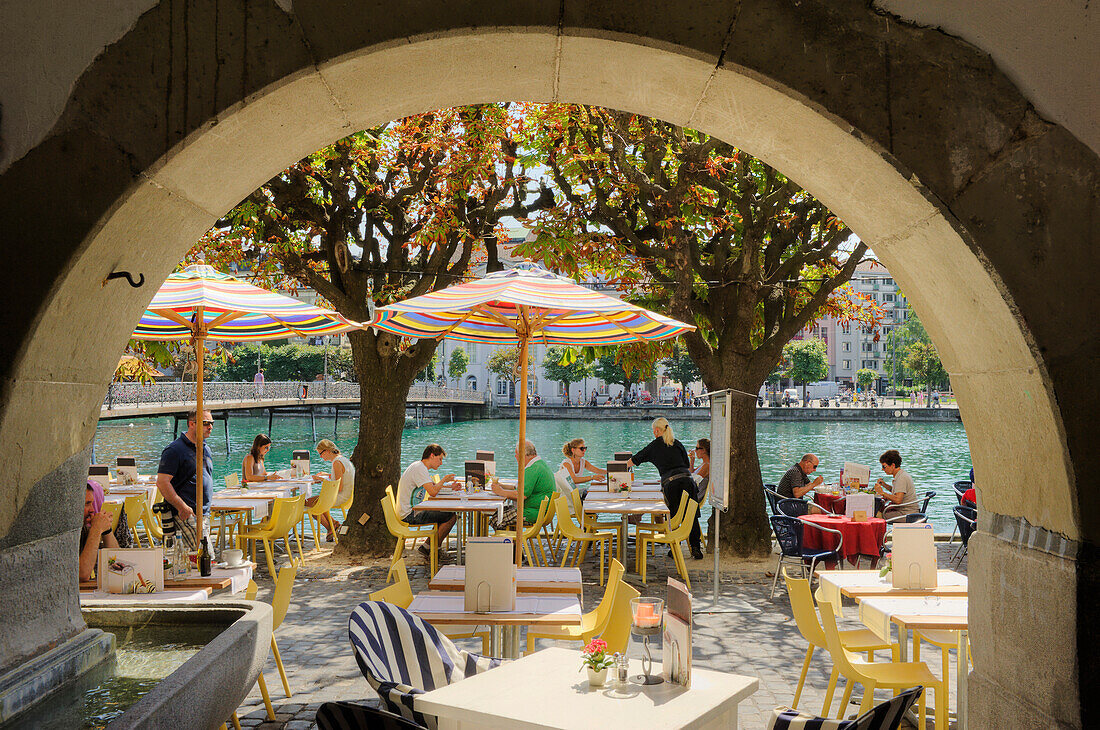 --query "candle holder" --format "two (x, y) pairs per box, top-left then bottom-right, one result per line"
(630, 597), (664, 685)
